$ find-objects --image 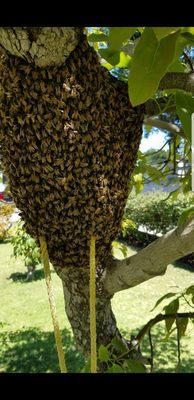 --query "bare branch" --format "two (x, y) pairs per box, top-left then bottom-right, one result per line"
(104, 218), (194, 296)
(144, 117), (186, 138)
